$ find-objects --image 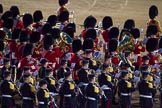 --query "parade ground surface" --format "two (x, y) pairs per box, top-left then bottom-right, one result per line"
(1, 0), (162, 107)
